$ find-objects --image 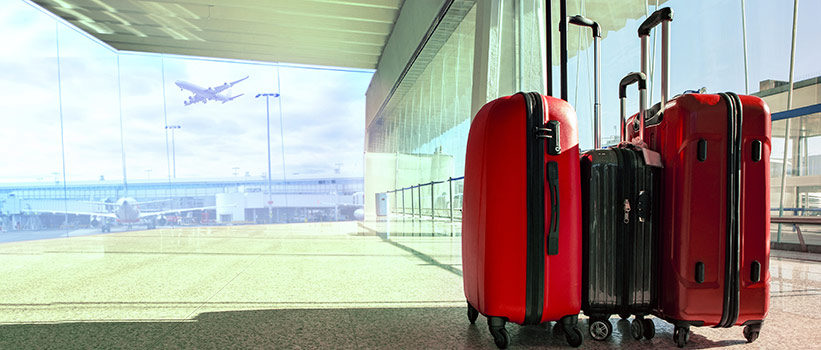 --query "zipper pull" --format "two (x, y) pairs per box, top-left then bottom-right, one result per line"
(623, 199), (631, 224)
